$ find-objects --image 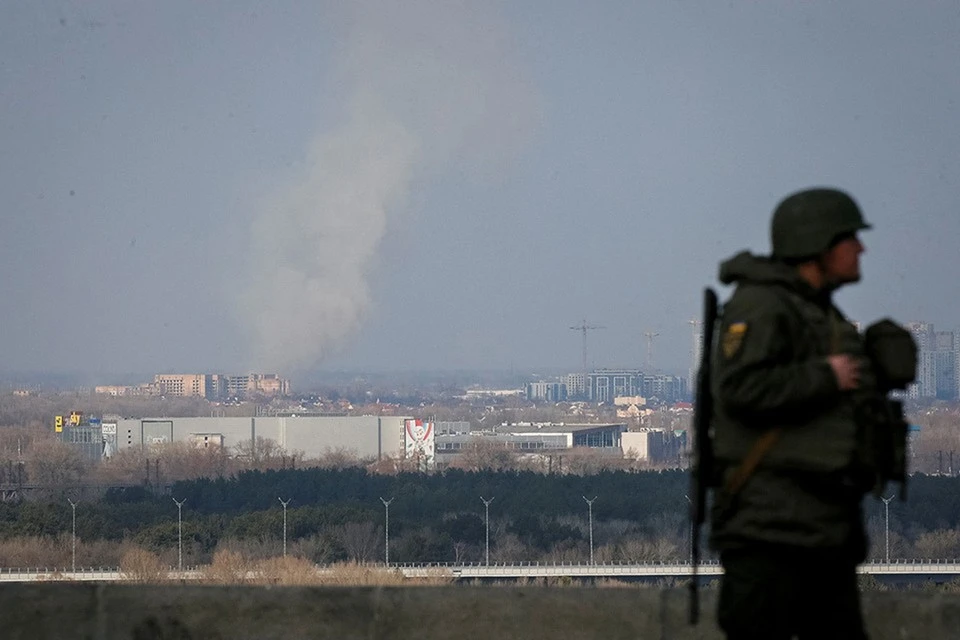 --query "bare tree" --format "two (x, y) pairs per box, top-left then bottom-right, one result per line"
(334, 522), (381, 562)
(614, 536), (681, 563)
(491, 532), (527, 563)
(24, 438), (87, 493)
(365, 455), (404, 475)
(912, 529), (960, 559)
(290, 533), (339, 565)
(119, 546), (167, 583)
(203, 549), (254, 584)
(315, 447), (362, 470)
(557, 448), (627, 475)
(452, 541), (470, 564)
(92, 440), (233, 486)
(448, 438), (518, 472)
(234, 436), (286, 469)
(89, 446), (147, 486)
(154, 441), (230, 483)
